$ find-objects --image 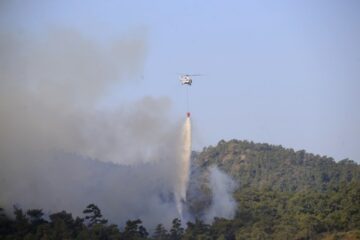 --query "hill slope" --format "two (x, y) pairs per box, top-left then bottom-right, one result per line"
(1, 139), (359, 239)
(194, 139), (359, 192)
(186, 139), (360, 239)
